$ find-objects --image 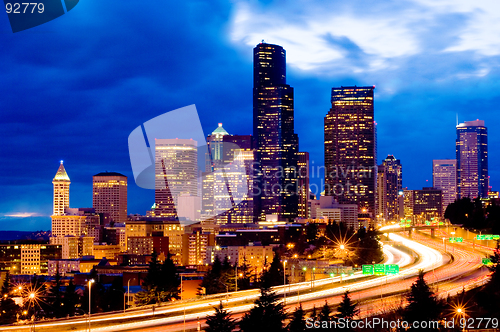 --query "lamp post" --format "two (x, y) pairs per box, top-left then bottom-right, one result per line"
(442, 237), (446, 253)
(88, 279), (94, 332)
(29, 292), (35, 332)
(283, 260), (287, 305)
(125, 278), (135, 313)
(235, 264), (238, 292)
